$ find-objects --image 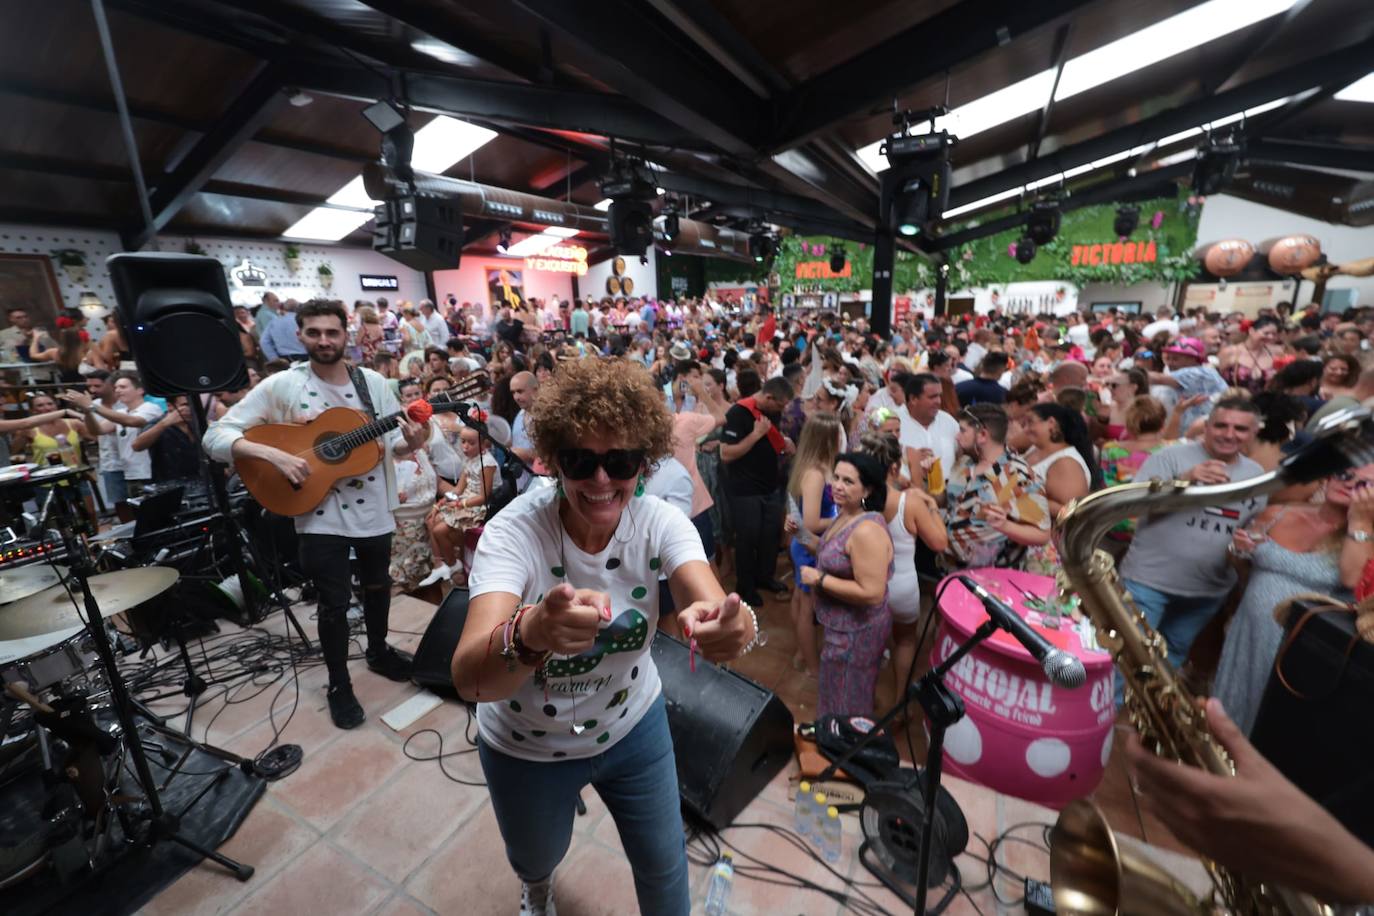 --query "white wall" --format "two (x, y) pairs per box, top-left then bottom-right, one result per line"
(1196, 194), (1374, 308)
(1077, 280), (1172, 314)
(431, 255), (574, 322)
(583, 248), (658, 303)
(0, 223), (428, 322)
